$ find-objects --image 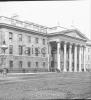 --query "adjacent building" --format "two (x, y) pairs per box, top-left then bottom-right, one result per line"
(0, 16), (90, 72)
